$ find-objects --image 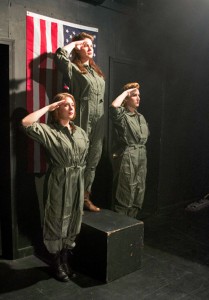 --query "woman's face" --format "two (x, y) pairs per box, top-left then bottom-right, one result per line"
(126, 89), (140, 110)
(58, 96), (75, 121)
(79, 38), (94, 61)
